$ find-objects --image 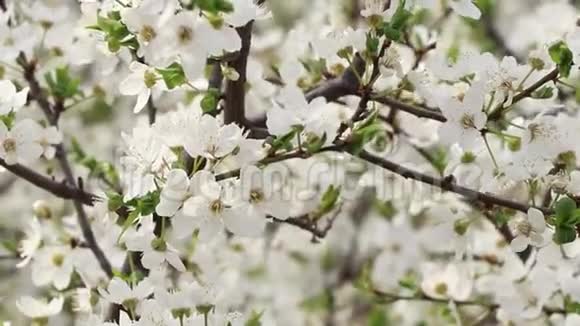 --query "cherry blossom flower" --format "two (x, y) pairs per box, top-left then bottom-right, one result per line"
(98, 277), (154, 306)
(0, 119), (43, 165)
(510, 208), (546, 252)
(16, 296), (64, 320)
(16, 217), (42, 268)
(0, 80), (28, 115)
(421, 263), (473, 301)
(183, 114), (244, 160)
(179, 170), (262, 241)
(124, 215), (186, 271)
(119, 61), (164, 113)
(438, 81), (487, 149)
